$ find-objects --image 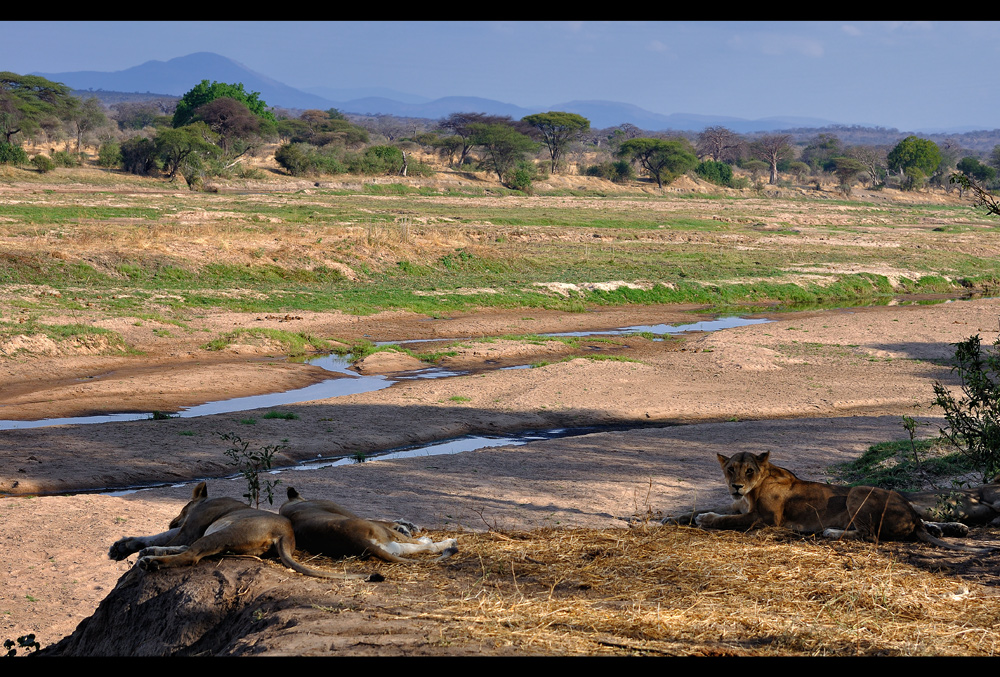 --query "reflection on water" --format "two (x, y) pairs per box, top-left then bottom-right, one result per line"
(103, 426), (610, 496)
